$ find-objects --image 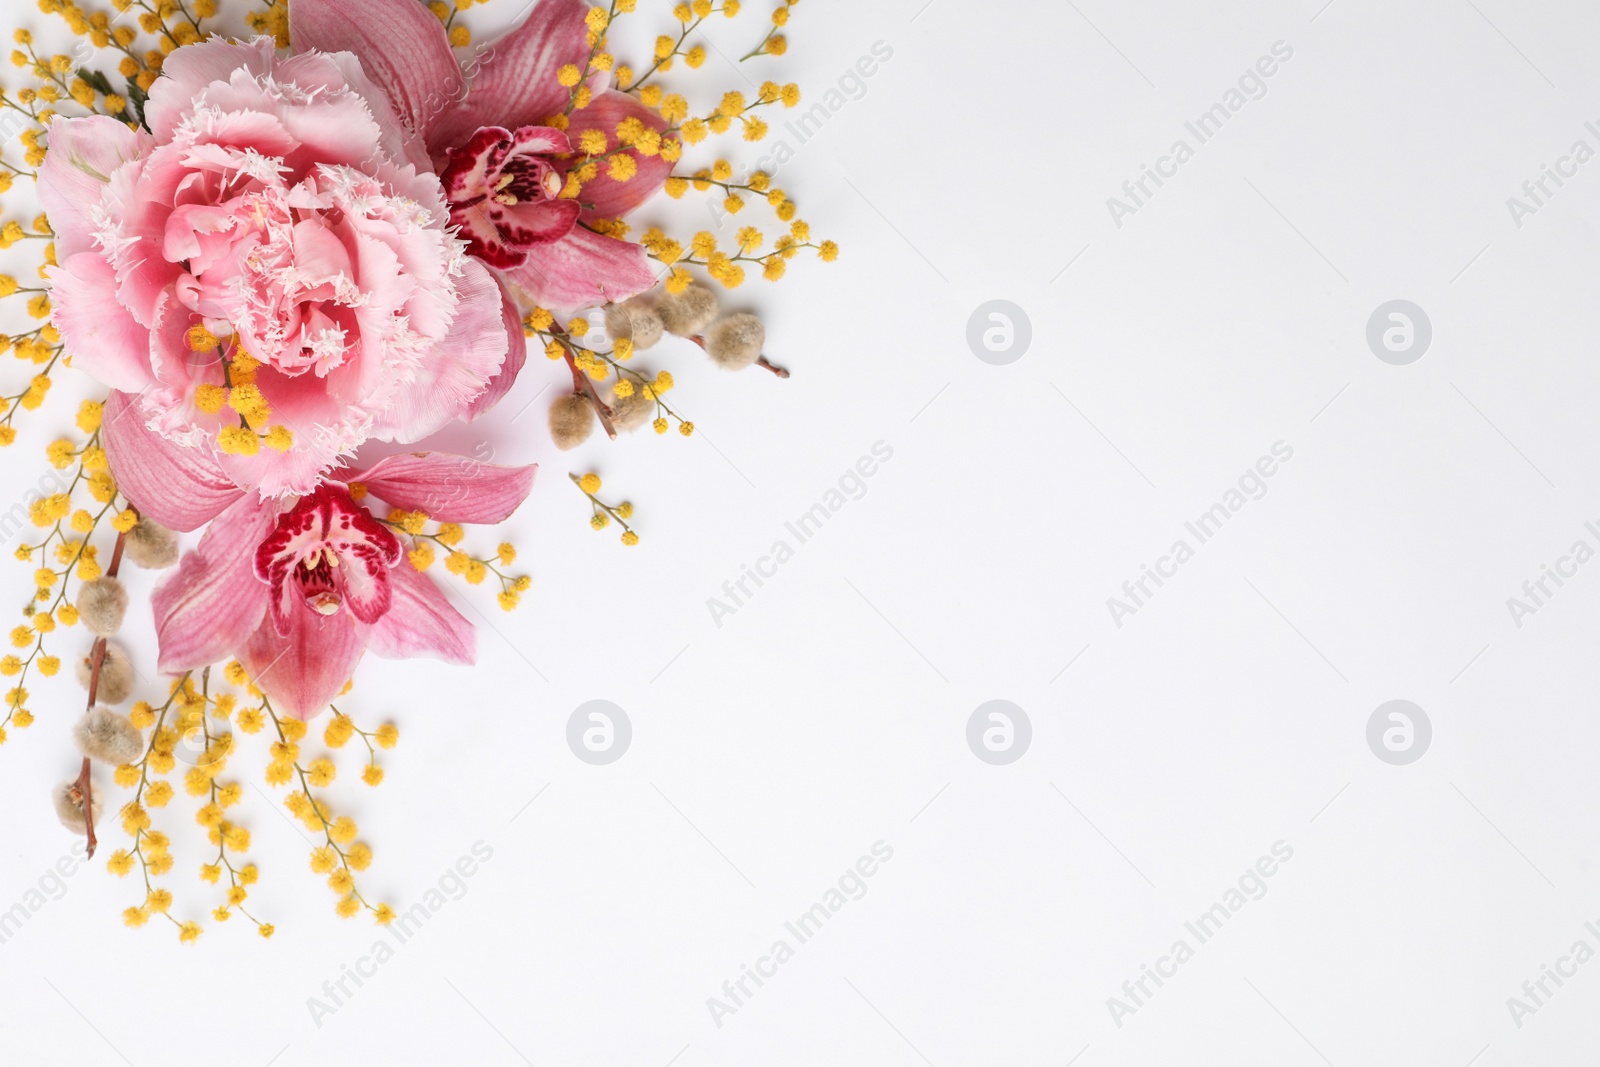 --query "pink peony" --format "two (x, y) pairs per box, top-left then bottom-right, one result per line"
(41, 38), (519, 498)
(105, 391), (536, 719)
(50, 0), (673, 501)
